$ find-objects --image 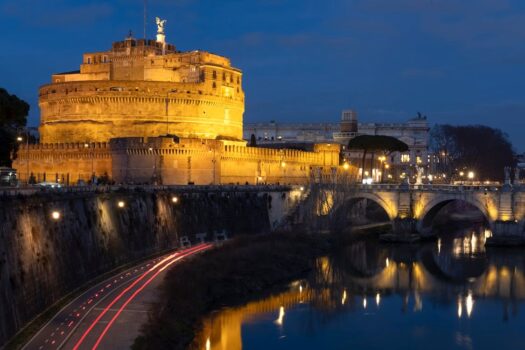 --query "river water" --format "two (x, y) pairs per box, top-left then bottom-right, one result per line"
(198, 225), (525, 350)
